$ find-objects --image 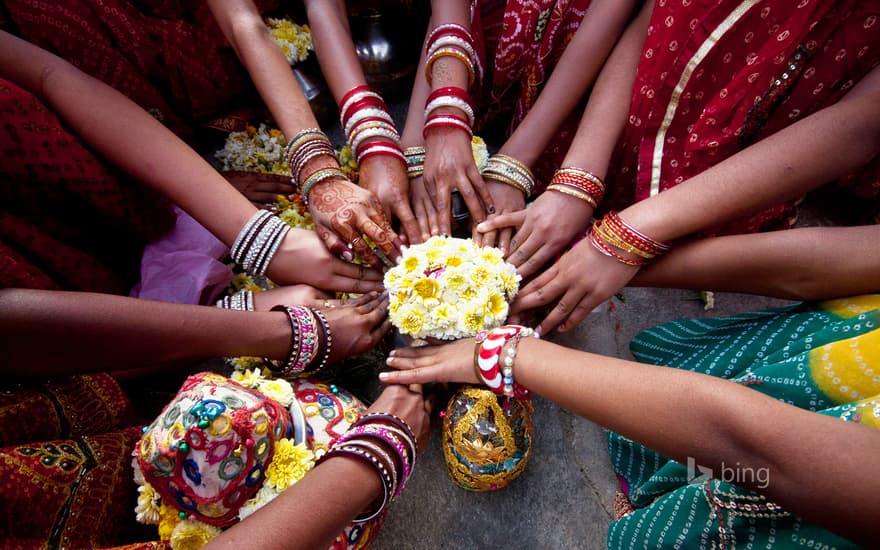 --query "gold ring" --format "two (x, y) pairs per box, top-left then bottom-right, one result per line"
(351, 237), (361, 247)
